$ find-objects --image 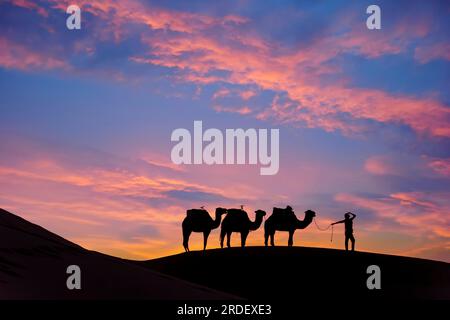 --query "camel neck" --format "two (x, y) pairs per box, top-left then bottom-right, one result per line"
(296, 215), (313, 229)
(211, 212), (222, 229)
(249, 214), (264, 231)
